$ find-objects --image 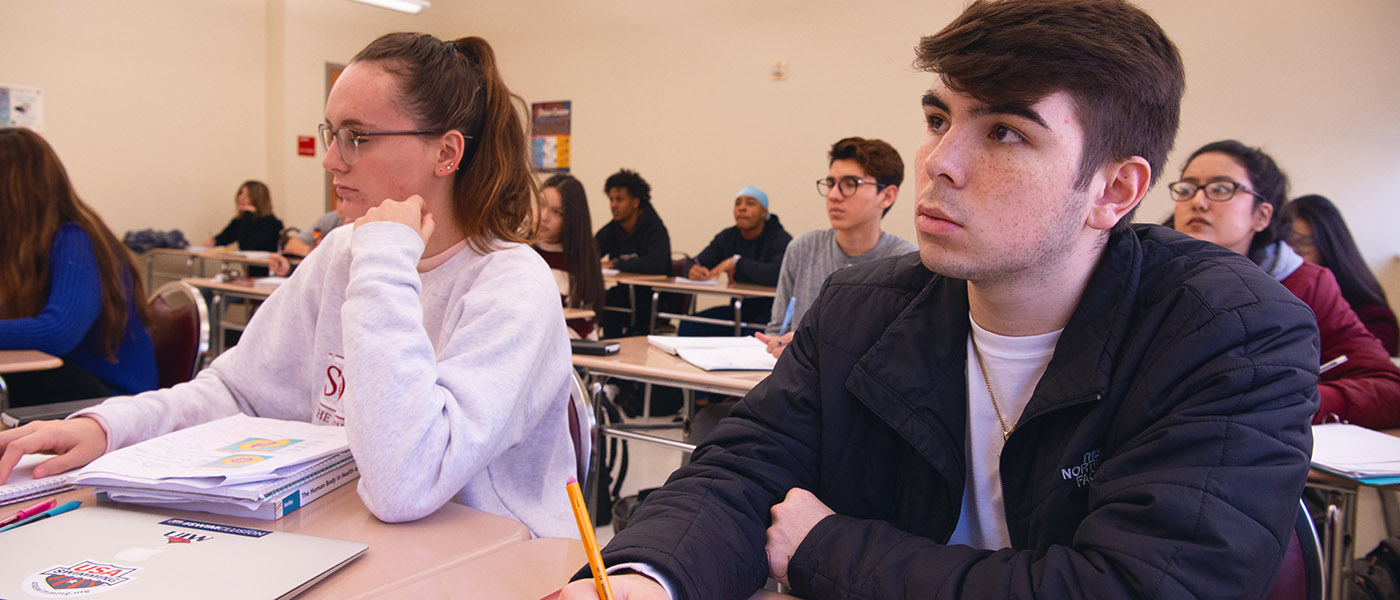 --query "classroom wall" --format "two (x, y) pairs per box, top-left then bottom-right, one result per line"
(4, 0), (1398, 307)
